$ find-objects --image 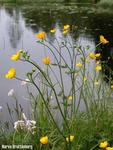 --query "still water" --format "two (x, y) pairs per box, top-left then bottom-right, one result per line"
(0, 3), (113, 126)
